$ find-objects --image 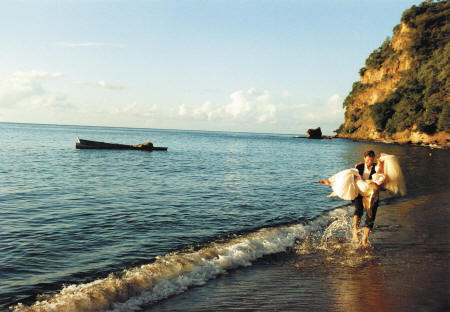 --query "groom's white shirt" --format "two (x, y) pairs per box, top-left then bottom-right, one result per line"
(363, 165), (373, 180)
